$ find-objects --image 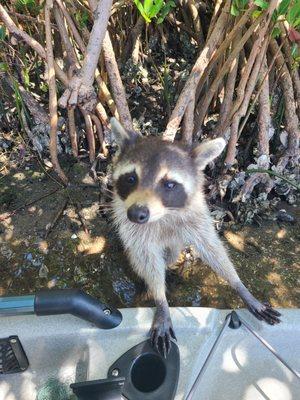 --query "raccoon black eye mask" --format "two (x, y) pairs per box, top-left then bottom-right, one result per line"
(117, 173), (187, 209)
(116, 171), (138, 200)
(110, 117), (281, 357)
(157, 179), (187, 208)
